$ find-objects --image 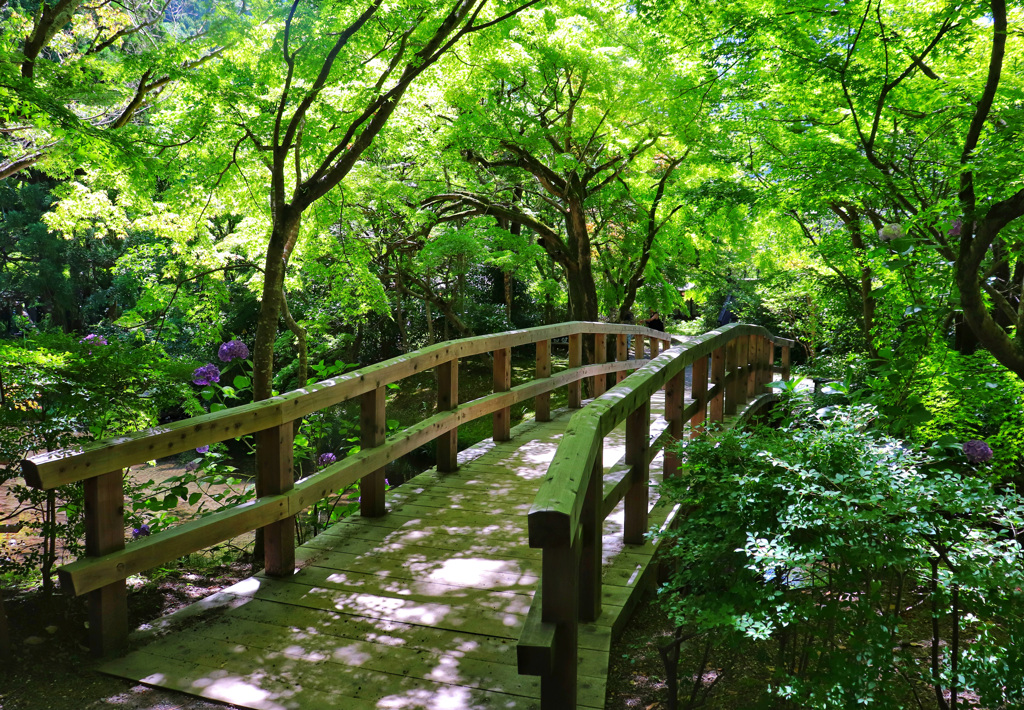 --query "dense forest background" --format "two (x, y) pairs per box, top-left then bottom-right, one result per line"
(2, 0), (1024, 708)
